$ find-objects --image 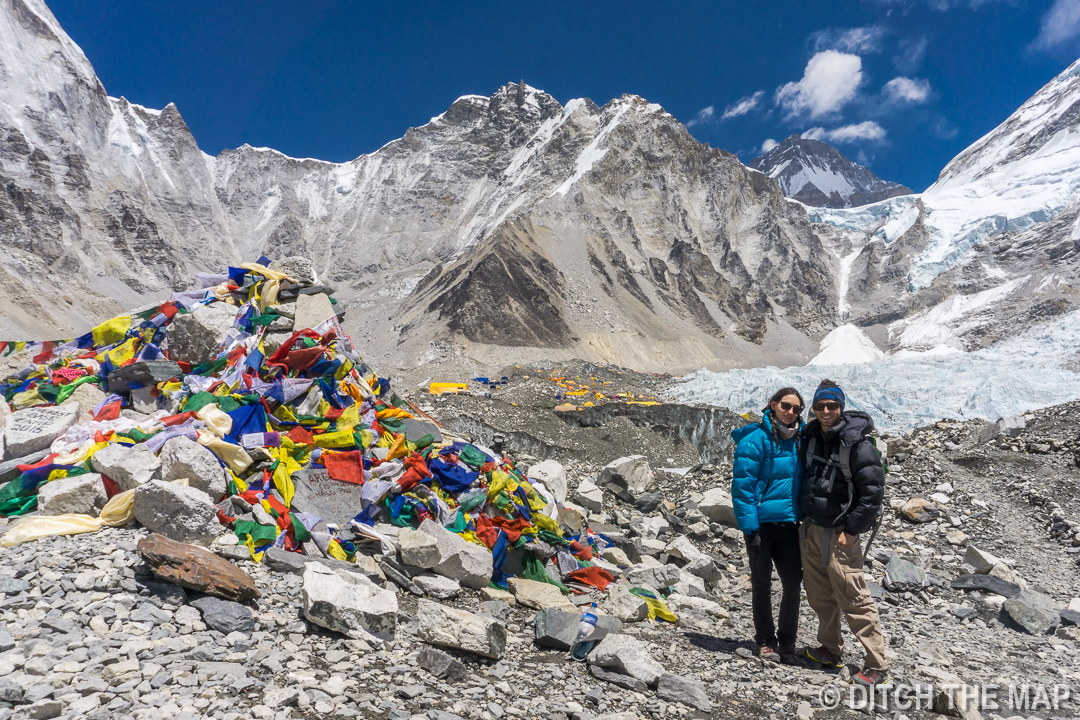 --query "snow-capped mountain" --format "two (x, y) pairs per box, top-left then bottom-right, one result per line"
(749, 134), (912, 209)
(0, 0), (836, 373)
(806, 58), (1080, 356)
(2, 0), (1079, 375)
